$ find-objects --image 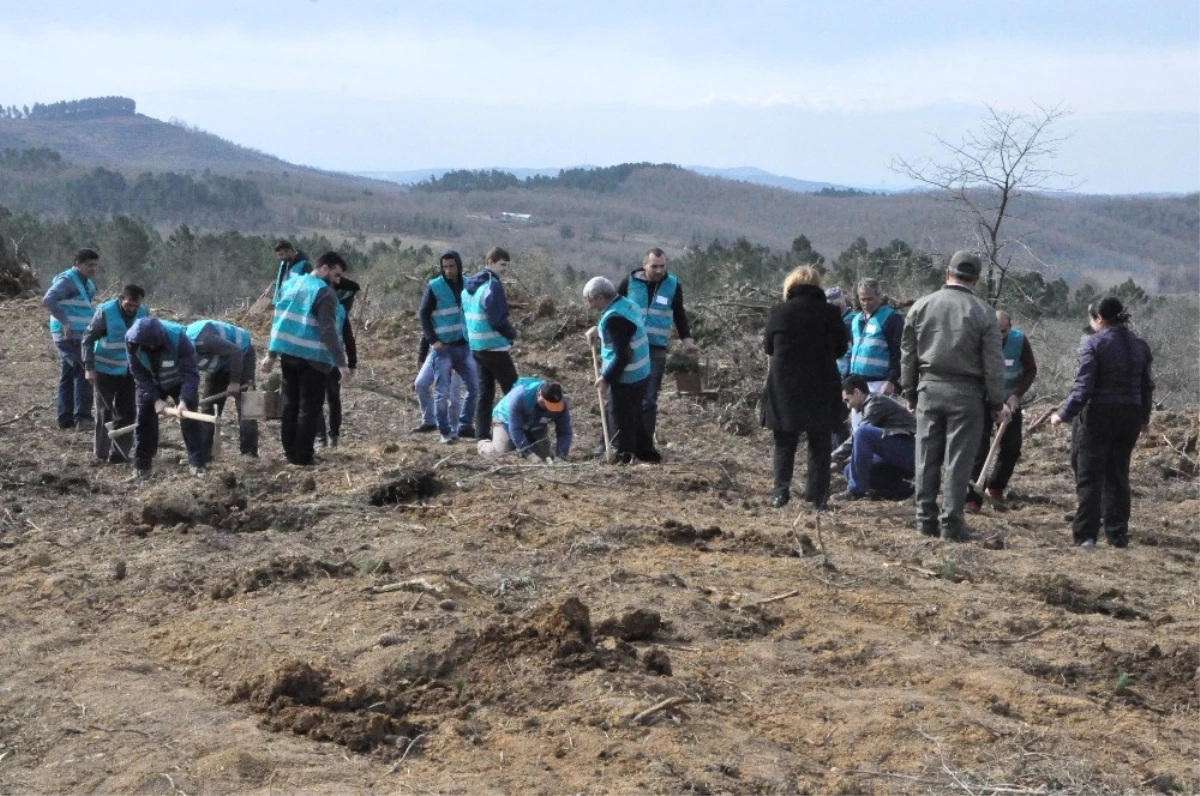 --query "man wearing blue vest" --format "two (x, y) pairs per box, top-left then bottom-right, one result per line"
(271, 240), (310, 306)
(186, 319), (259, 462)
(43, 248), (99, 430)
(967, 310), (1038, 509)
(416, 250), (478, 443)
(463, 246), (519, 437)
(584, 276), (660, 464)
(262, 251), (350, 466)
(615, 248), (699, 441)
(81, 284), (147, 463)
(126, 317), (204, 479)
(849, 278), (903, 397)
(478, 377), (573, 463)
